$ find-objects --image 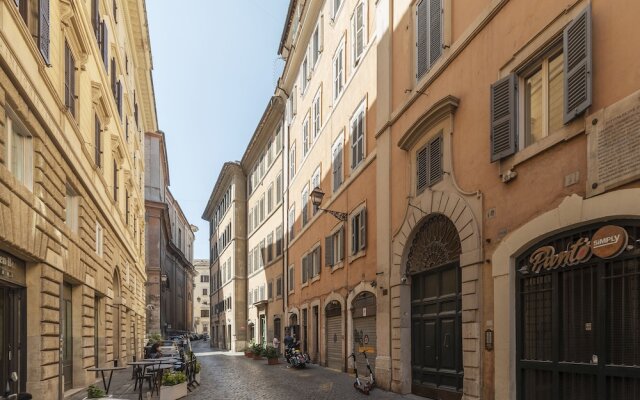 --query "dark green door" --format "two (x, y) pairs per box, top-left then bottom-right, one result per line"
(0, 286), (26, 395)
(411, 262), (463, 400)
